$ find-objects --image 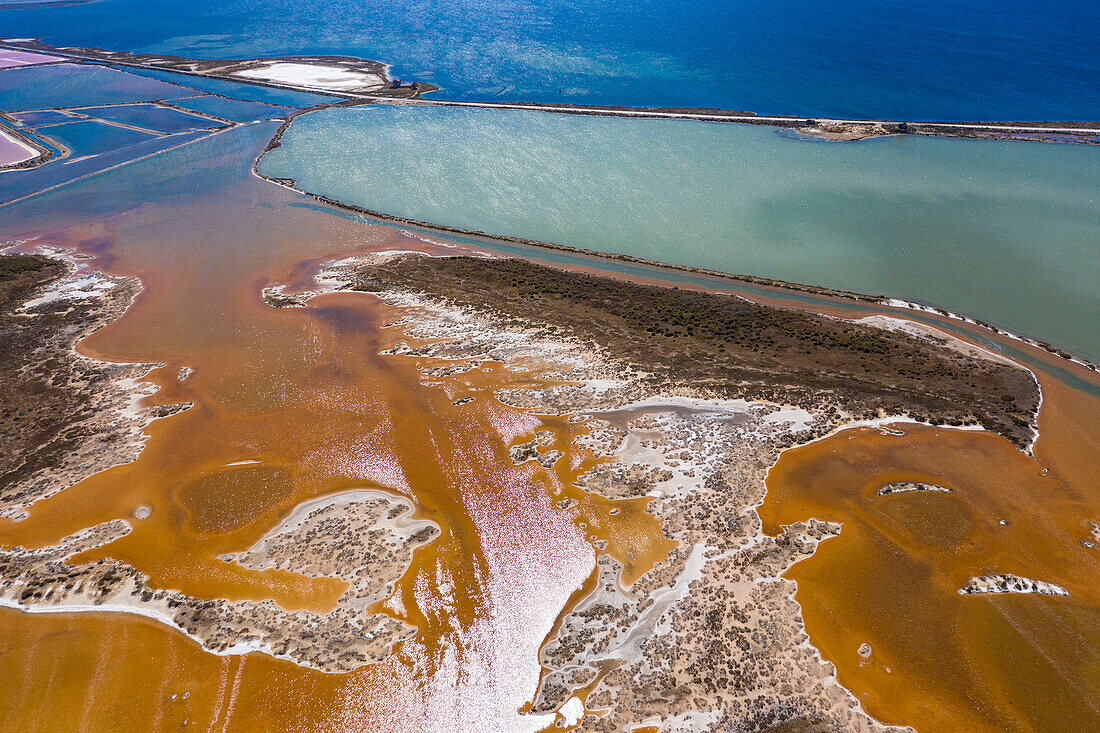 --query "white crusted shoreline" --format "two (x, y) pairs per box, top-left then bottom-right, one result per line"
(0, 484), (440, 673)
(0, 244), (1052, 730)
(307, 262), (909, 731)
